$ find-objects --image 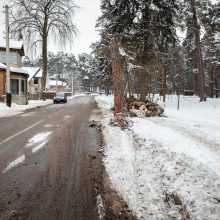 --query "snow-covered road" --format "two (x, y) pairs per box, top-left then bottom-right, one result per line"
(96, 95), (220, 219)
